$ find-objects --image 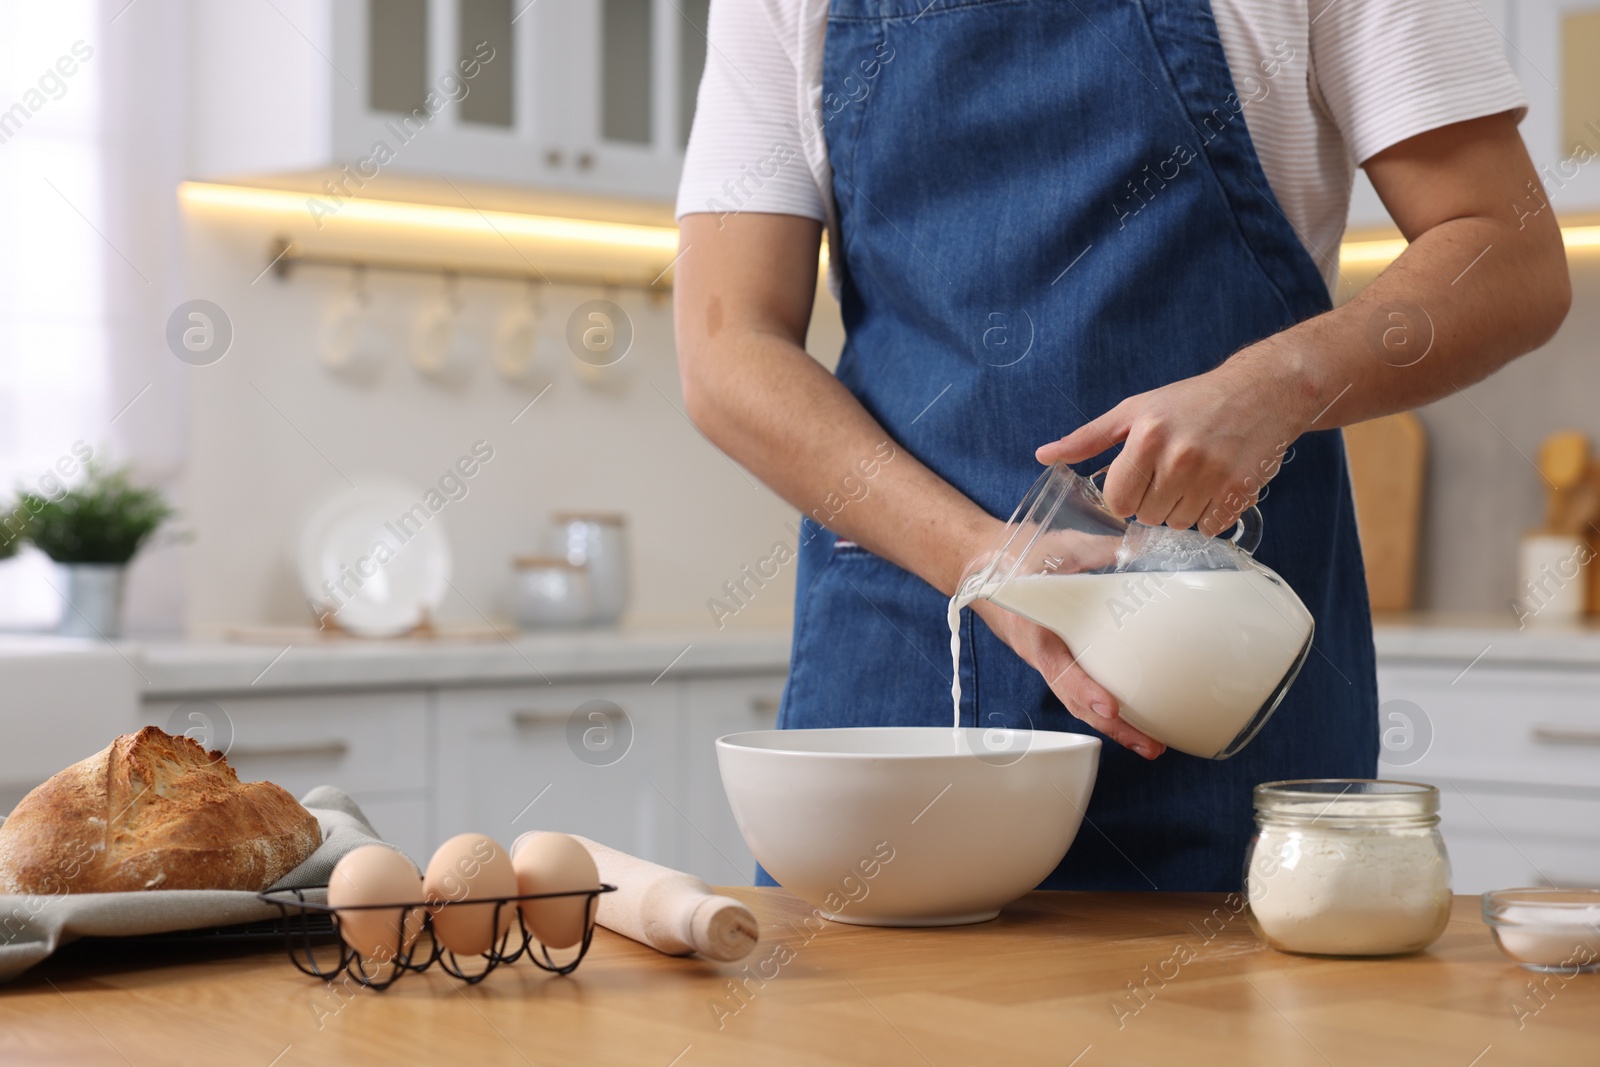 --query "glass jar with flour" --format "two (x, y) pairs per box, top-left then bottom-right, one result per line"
(1244, 780), (1452, 957)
